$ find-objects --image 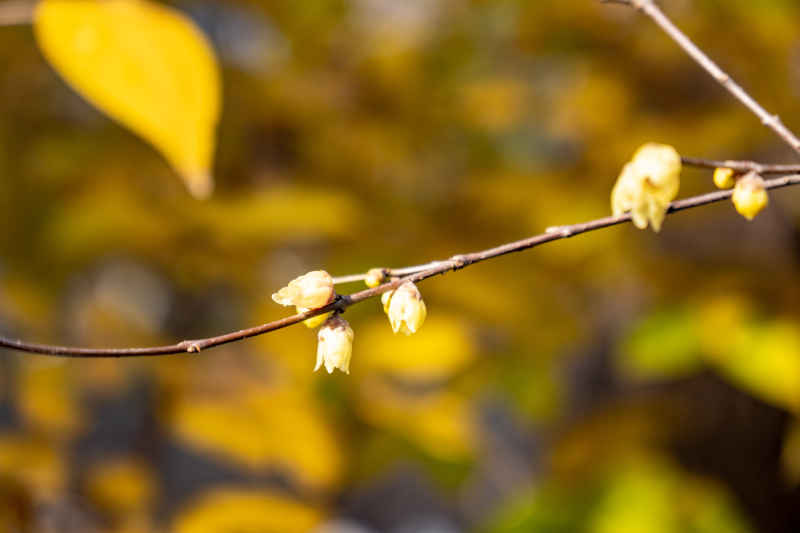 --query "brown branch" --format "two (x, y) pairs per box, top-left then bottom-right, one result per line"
(681, 156), (800, 175)
(3, 173), (800, 358)
(0, 1), (33, 26)
(608, 0), (800, 156)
